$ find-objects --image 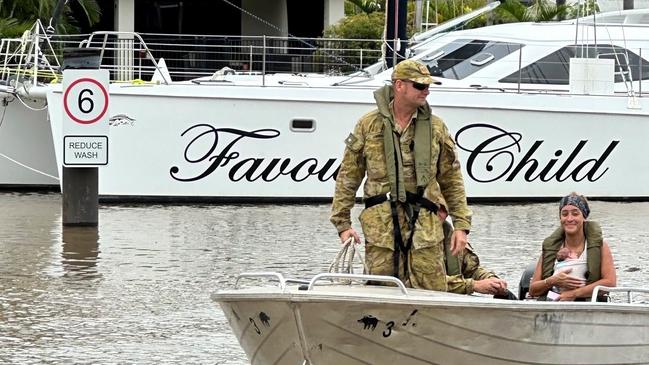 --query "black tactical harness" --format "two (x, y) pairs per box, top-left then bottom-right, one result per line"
(365, 191), (439, 279)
